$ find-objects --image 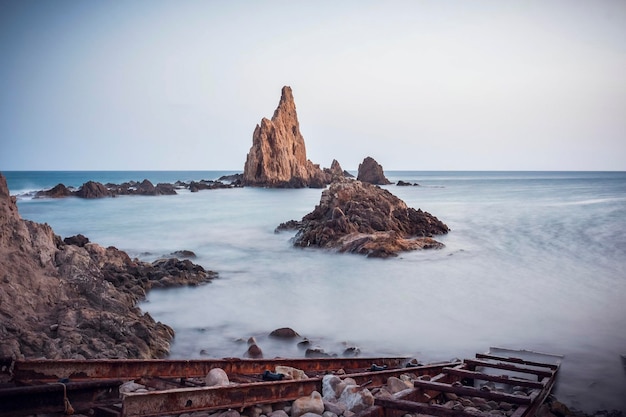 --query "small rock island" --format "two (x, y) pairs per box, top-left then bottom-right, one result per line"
(277, 177), (450, 258)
